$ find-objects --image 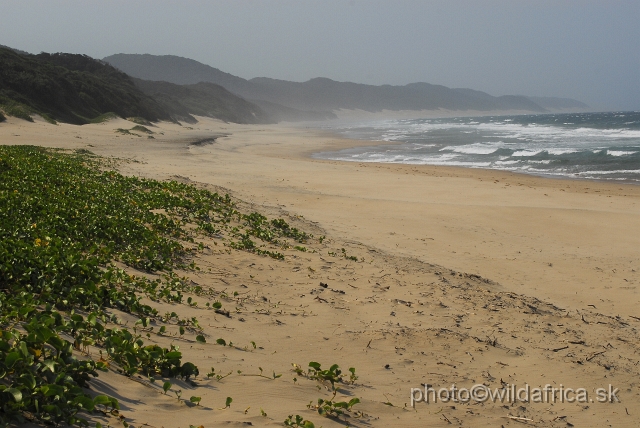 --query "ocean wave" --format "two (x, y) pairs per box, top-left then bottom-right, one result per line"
(320, 112), (640, 182)
(512, 150), (543, 157)
(546, 148), (580, 155)
(575, 169), (640, 175)
(607, 150), (638, 156)
(441, 142), (503, 155)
